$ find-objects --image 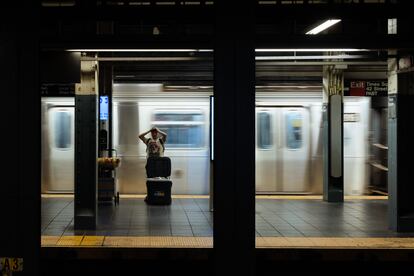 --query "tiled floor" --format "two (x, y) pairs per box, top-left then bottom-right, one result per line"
(42, 196), (213, 237)
(255, 197), (414, 238)
(41, 196), (414, 238)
